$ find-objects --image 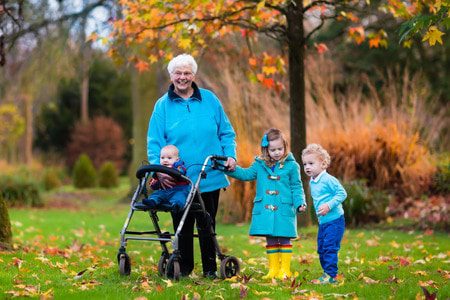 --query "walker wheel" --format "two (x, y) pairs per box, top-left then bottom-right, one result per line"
(165, 254), (181, 281)
(157, 253), (169, 276)
(220, 256), (240, 279)
(118, 253), (131, 276)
